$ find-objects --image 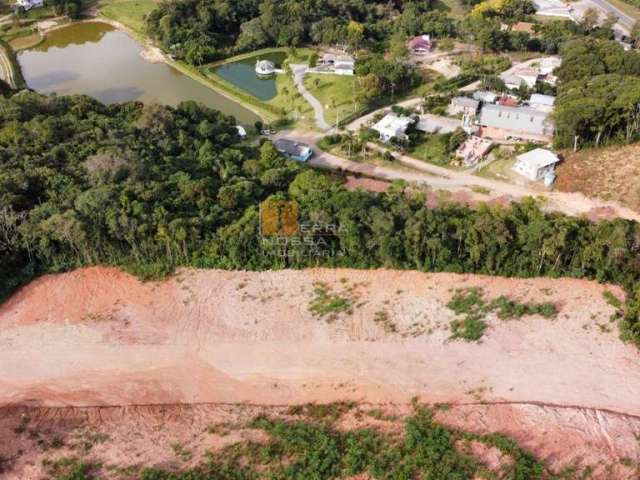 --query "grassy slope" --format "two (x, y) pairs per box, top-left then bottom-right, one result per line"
(303, 73), (362, 126)
(98, 0), (156, 34)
